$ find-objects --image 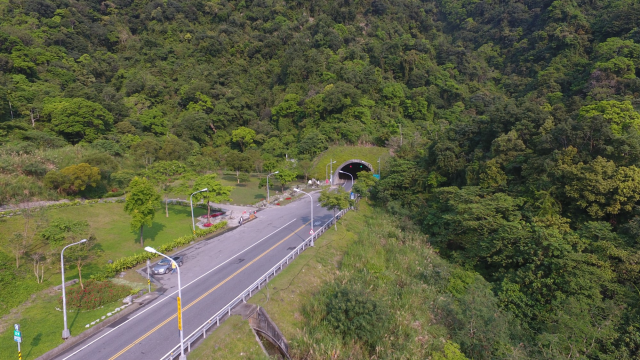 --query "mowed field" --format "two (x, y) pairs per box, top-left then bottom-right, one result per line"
(0, 202), (208, 281)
